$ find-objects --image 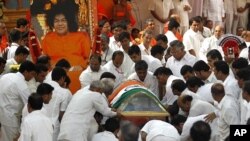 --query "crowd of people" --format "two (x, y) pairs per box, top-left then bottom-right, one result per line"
(0, 0), (250, 141)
